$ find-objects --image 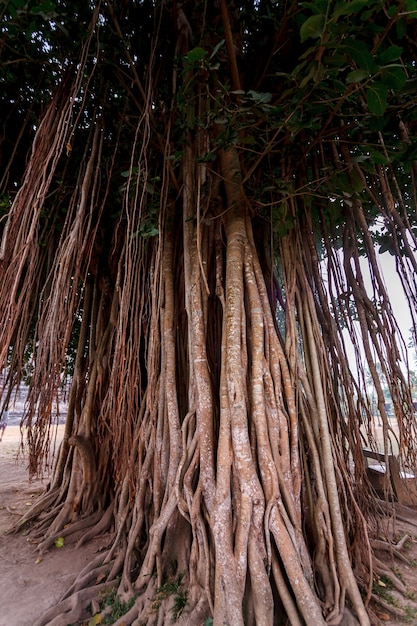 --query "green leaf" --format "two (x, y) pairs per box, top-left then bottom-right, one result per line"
(9, 0), (28, 8)
(301, 1), (329, 14)
(406, 0), (417, 12)
(369, 150), (389, 165)
(121, 167), (138, 178)
(380, 65), (407, 92)
(54, 536), (65, 548)
(396, 18), (407, 39)
(379, 235), (395, 255)
(299, 63), (317, 88)
(332, 0), (370, 19)
(325, 53), (347, 68)
(379, 46), (403, 64)
(247, 90), (272, 103)
(366, 83), (388, 115)
(185, 47), (207, 64)
(210, 39), (225, 60)
(327, 171), (350, 193)
(138, 224), (159, 238)
(299, 46), (318, 60)
(300, 14), (326, 43)
(343, 38), (376, 74)
(346, 69), (369, 83)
